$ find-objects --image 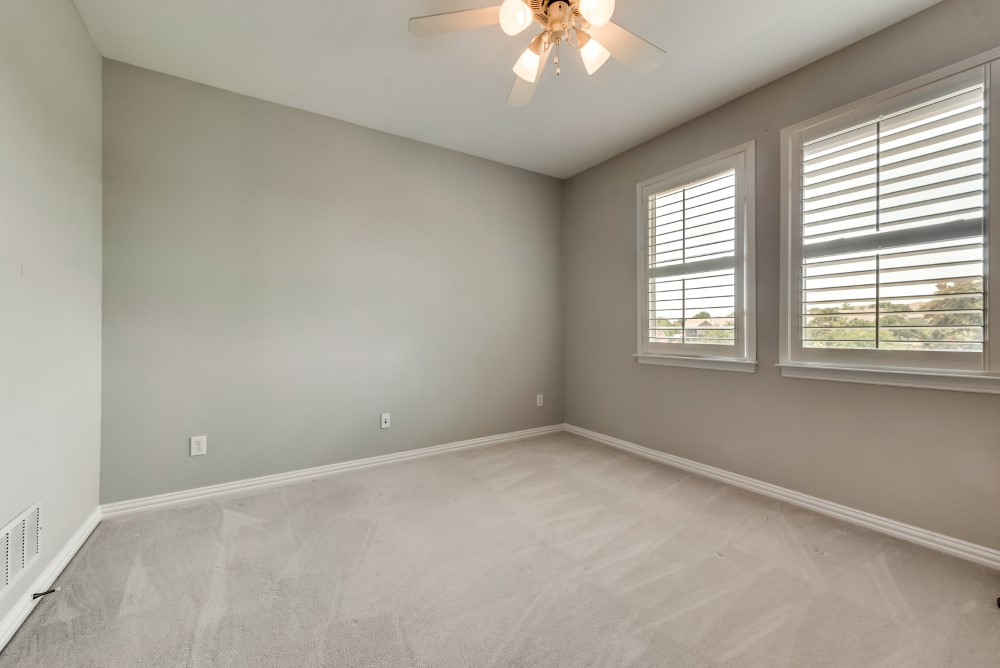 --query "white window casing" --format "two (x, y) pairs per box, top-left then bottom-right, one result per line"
(636, 142), (757, 372)
(780, 50), (1000, 394)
